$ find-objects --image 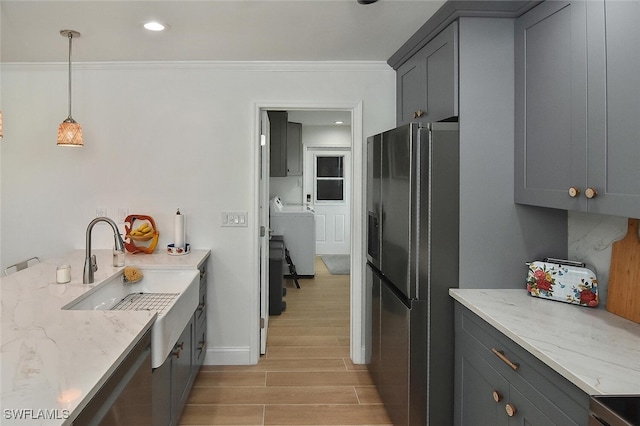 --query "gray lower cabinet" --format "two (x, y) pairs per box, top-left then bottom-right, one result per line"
(396, 21), (458, 126)
(153, 263), (208, 426)
(454, 303), (589, 426)
(153, 318), (193, 426)
(74, 330), (153, 425)
(171, 319), (193, 424)
(515, 0), (640, 216)
(193, 263), (208, 371)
